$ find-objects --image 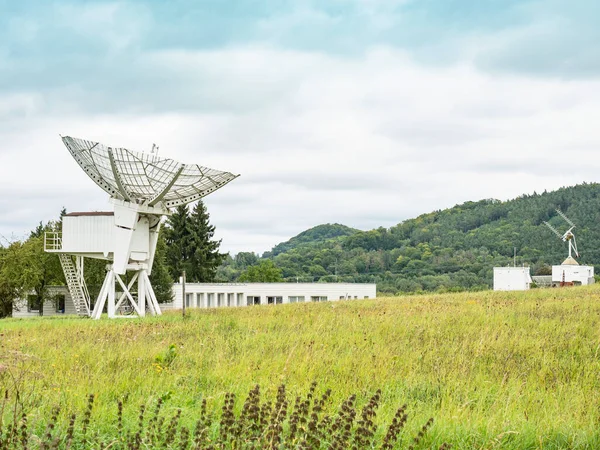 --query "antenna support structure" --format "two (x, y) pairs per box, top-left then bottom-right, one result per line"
(543, 209), (579, 263)
(45, 136), (239, 319)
